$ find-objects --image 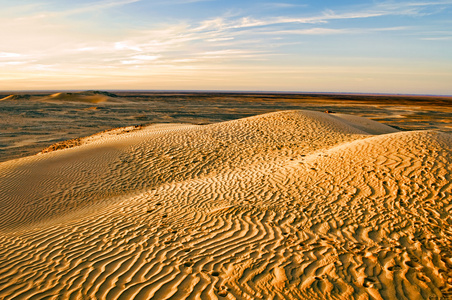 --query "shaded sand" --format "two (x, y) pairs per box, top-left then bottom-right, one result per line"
(0, 110), (451, 299)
